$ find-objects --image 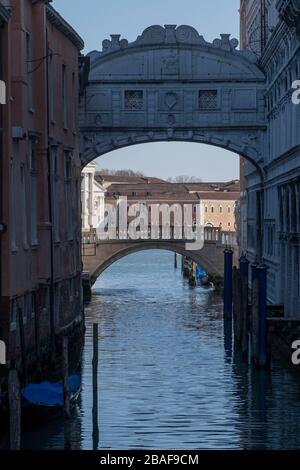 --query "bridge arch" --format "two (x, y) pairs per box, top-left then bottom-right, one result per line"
(83, 235), (236, 287)
(80, 24), (267, 176)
